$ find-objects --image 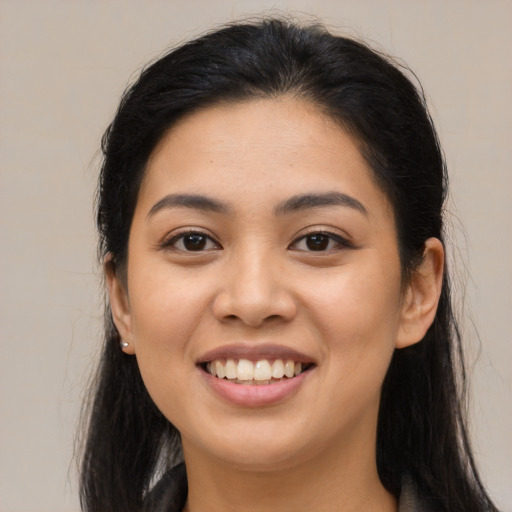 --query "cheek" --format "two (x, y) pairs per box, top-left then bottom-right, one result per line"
(129, 260), (206, 338)
(126, 263), (211, 395)
(127, 275), (203, 429)
(300, 269), (401, 425)
(302, 257), (403, 370)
